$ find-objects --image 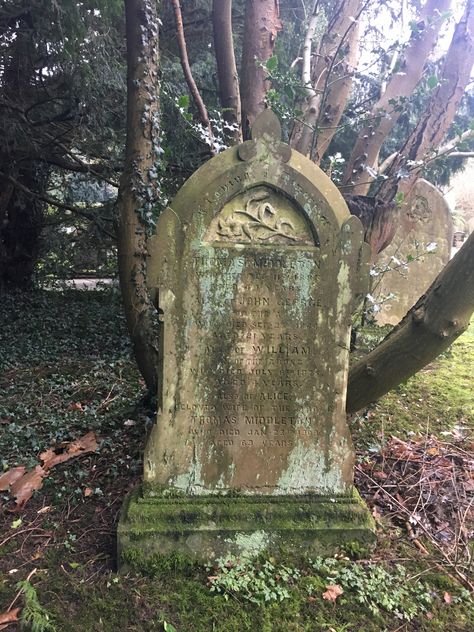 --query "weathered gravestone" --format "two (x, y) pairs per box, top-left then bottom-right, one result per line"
(373, 179), (453, 326)
(118, 111), (375, 565)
